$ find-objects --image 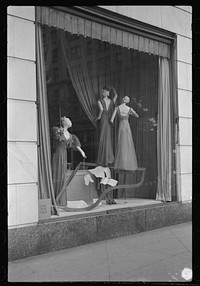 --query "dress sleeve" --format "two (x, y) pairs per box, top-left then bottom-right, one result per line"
(71, 134), (81, 151)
